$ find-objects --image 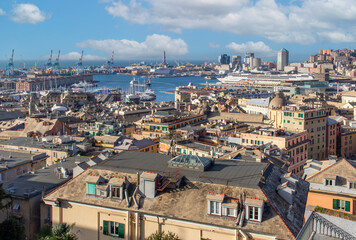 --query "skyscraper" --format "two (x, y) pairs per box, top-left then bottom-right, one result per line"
(218, 54), (230, 64)
(277, 48), (289, 71)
